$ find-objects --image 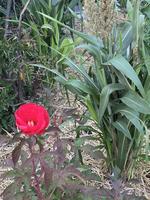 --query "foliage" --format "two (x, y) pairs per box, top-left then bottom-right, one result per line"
(0, 0), (80, 134)
(117, 0), (128, 9)
(38, 0), (150, 178)
(0, 38), (53, 134)
(1, 103), (86, 199)
(141, 0), (150, 49)
(19, 0), (82, 55)
(1, 129), (84, 200)
(1, 105), (147, 200)
(0, 1), (150, 198)
(0, 100), (110, 200)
